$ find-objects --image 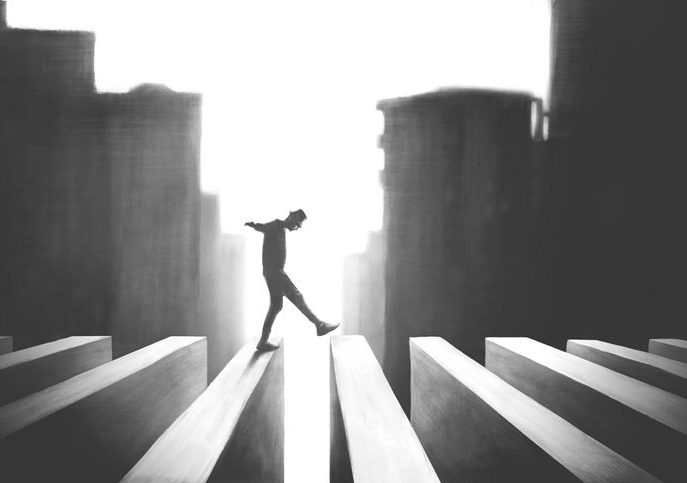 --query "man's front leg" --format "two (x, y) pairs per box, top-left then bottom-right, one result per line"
(257, 298), (282, 351)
